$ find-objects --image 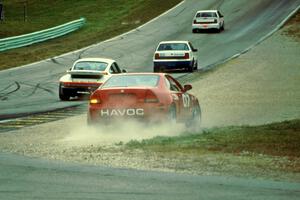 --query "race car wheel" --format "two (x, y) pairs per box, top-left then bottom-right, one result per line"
(168, 105), (177, 124)
(154, 66), (160, 72)
(221, 23), (225, 31)
(192, 29), (197, 33)
(194, 60), (198, 70)
(59, 83), (70, 101)
(186, 105), (201, 131)
(87, 114), (95, 126)
(154, 65), (165, 72)
(87, 115), (92, 125)
(188, 62), (194, 72)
